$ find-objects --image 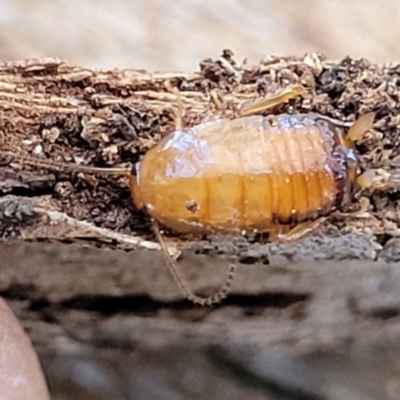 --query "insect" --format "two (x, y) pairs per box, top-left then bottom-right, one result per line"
(3, 88), (375, 305)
